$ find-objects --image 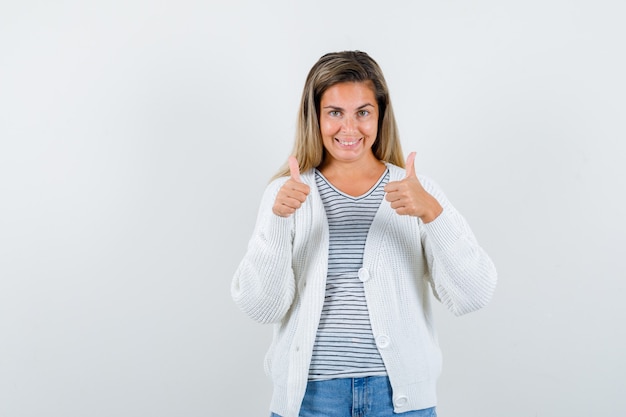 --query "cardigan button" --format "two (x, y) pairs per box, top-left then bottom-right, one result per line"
(376, 335), (390, 349)
(394, 395), (408, 407)
(357, 268), (370, 282)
